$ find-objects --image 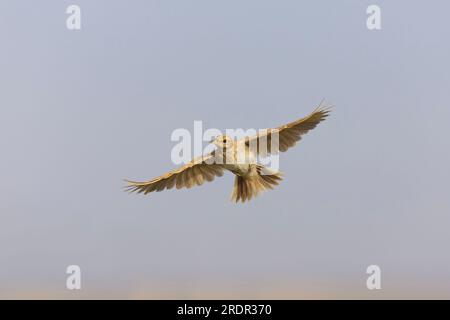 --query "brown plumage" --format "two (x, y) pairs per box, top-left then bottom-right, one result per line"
(125, 105), (331, 202)
(124, 154), (224, 194)
(231, 165), (283, 202)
